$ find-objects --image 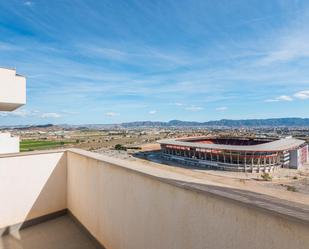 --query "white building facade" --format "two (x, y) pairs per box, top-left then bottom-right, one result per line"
(0, 67), (26, 154)
(0, 132), (19, 154)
